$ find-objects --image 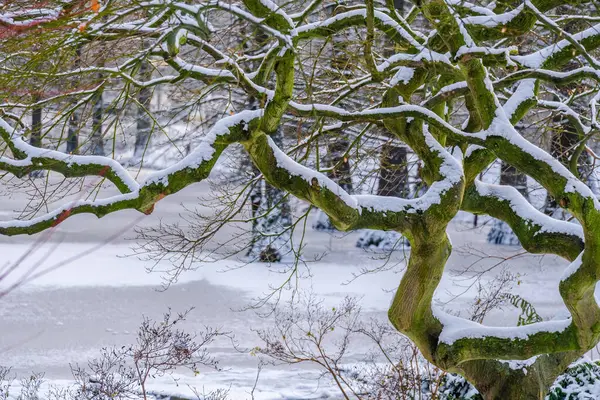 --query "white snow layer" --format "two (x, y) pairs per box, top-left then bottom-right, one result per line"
(433, 306), (572, 345)
(143, 109), (263, 187)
